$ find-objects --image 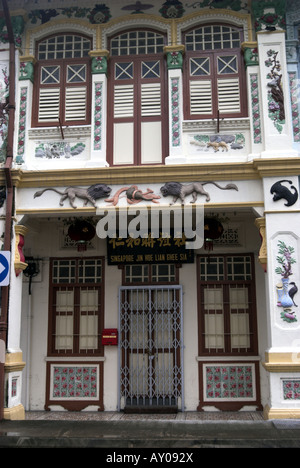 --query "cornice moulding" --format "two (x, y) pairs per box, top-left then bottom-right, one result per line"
(6, 158), (300, 188)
